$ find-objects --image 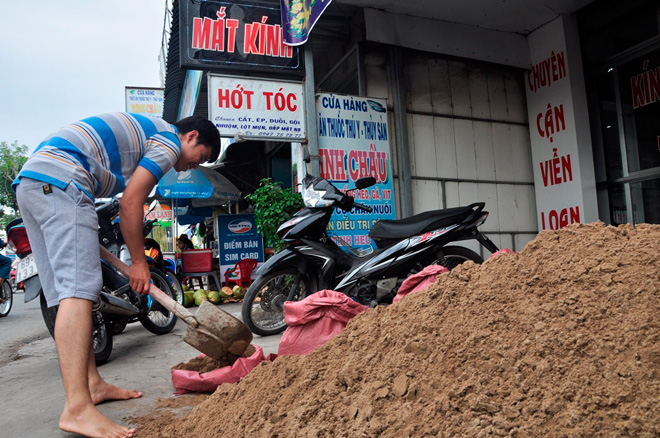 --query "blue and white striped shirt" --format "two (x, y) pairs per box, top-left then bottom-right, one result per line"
(15, 113), (180, 198)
